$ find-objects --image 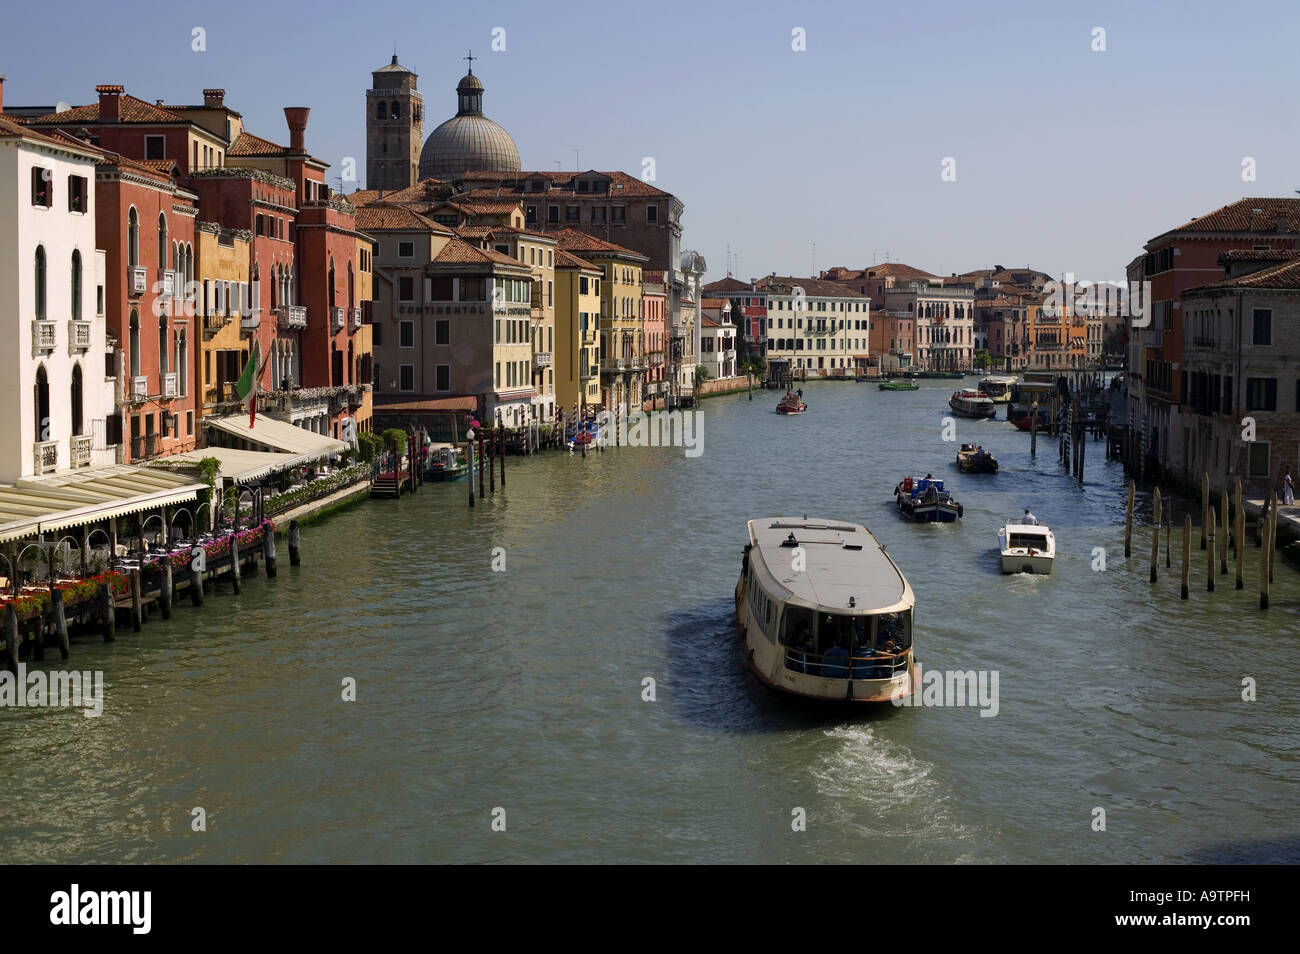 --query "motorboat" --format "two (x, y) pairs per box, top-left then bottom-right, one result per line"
(894, 476), (963, 522)
(949, 388), (997, 419)
(425, 446), (468, 481)
(978, 376), (1017, 403)
(957, 443), (999, 474)
(998, 521), (1055, 574)
(776, 391), (808, 414)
